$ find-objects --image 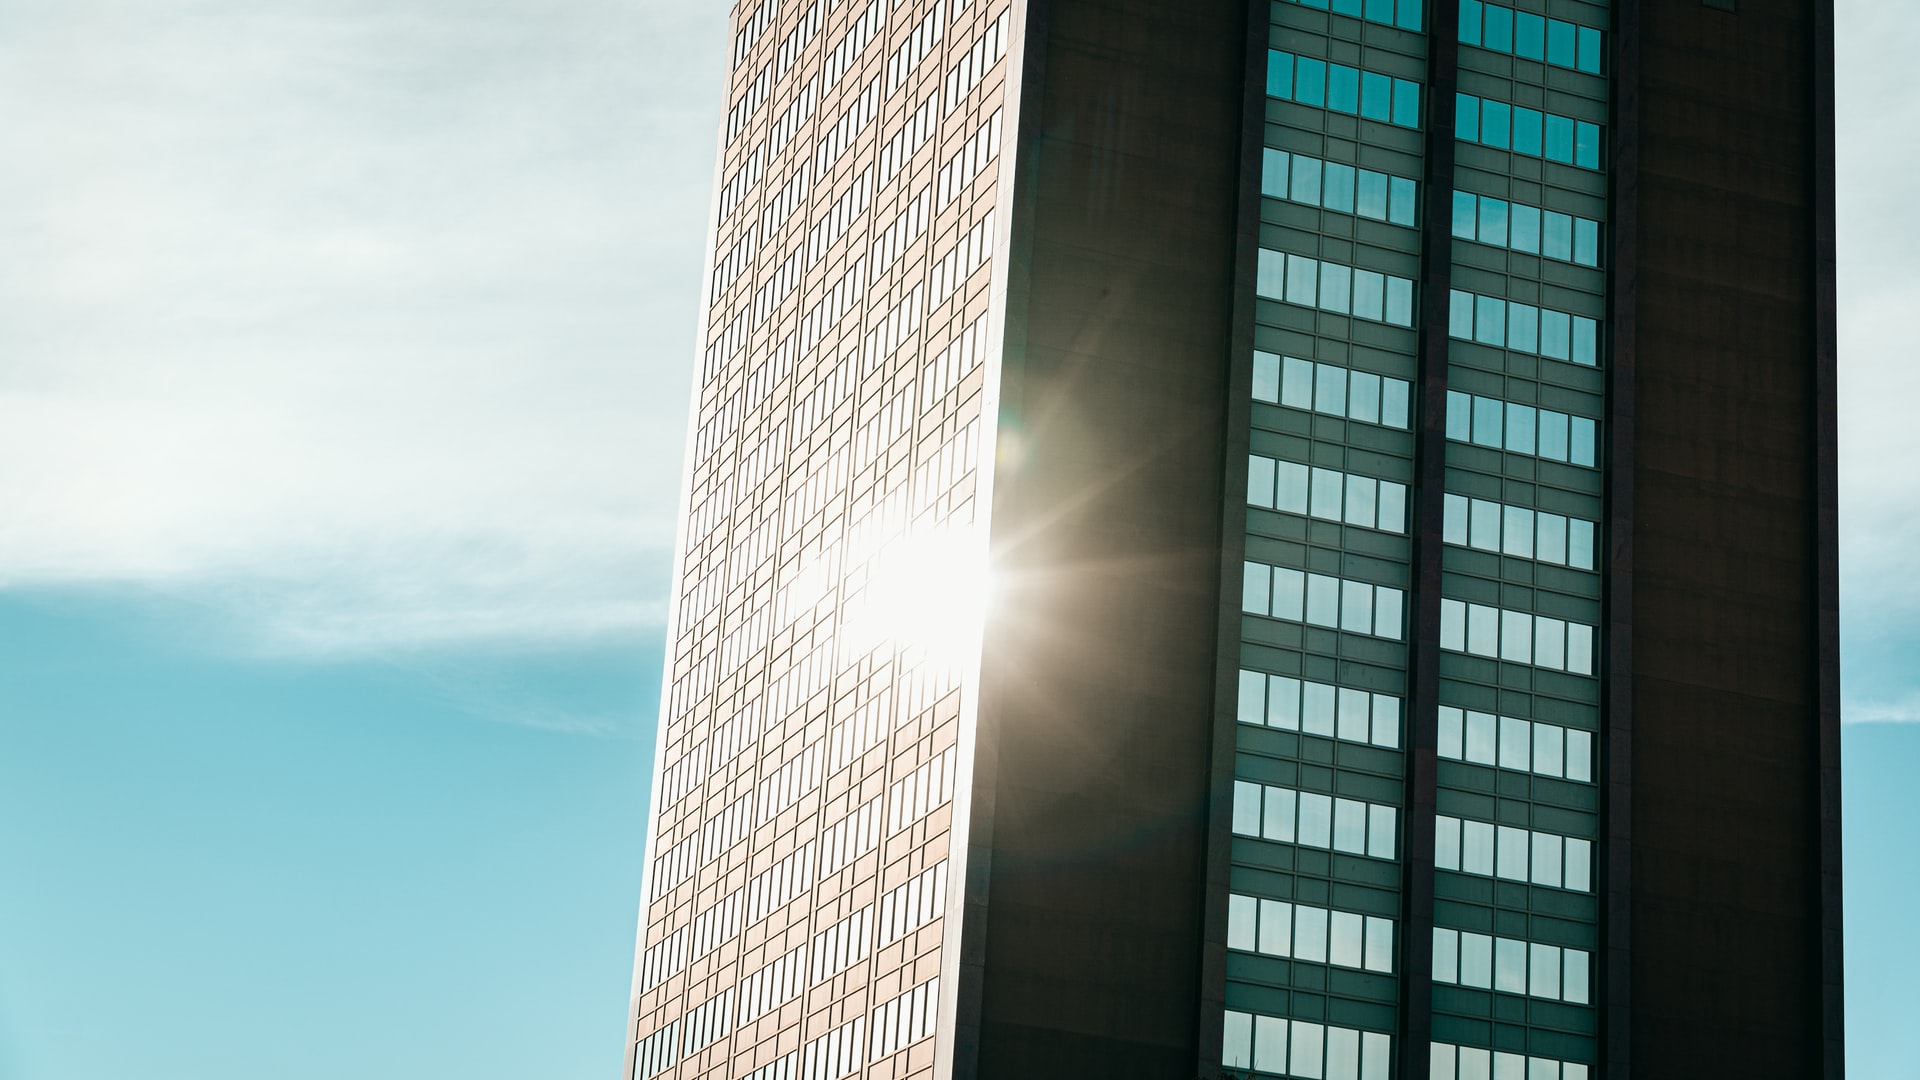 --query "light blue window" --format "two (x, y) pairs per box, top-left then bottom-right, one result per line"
(1576, 121), (1601, 169)
(1505, 403), (1536, 454)
(1333, 0), (1363, 16)
(1274, 568), (1306, 620)
(1474, 295), (1506, 346)
(1460, 0), (1484, 45)
(1292, 154), (1322, 205)
(1544, 114), (1574, 163)
(1543, 211), (1574, 260)
(1297, 57), (1327, 107)
(1456, 93), (1480, 141)
(1449, 289), (1474, 338)
(1507, 301), (1538, 353)
(1350, 372), (1381, 422)
(1446, 390), (1472, 440)
(1360, 71), (1393, 121)
(1286, 254), (1319, 305)
(1452, 190), (1477, 238)
(1248, 455), (1275, 507)
(1571, 416), (1597, 466)
(1503, 506), (1534, 557)
(1510, 203), (1541, 253)
(1267, 51), (1295, 99)
(1306, 574), (1340, 627)
(1472, 395), (1503, 447)
(1569, 519), (1595, 569)
(1277, 461), (1310, 512)
(1302, 682), (1335, 736)
(1396, 0), (1422, 32)
(1256, 249), (1285, 298)
(1310, 467), (1343, 520)
(1253, 350), (1280, 400)
(1443, 495), (1468, 544)
(1573, 316), (1598, 366)
(1282, 356), (1315, 408)
(1574, 217), (1599, 265)
(1540, 310), (1571, 360)
(1323, 163), (1356, 213)
(1268, 675), (1302, 729)
(1261, 148), (1289, 198)
(1382, 378), (1409, 428)
(1385, 277), (1414, 326)
(1388, 176), (1417, 226)
(1265, 784), (1298, 840)
(1341, 584), (1373, 634)
(1352, 270), (1386, 321)
(1315, 363), (1347, 415)
(1547, 20), (1576, 67)
(1482, 100), (1511, 149)
(1483, 3), (1513, 51)
(1478, 195), (1508, 245)
(1538, 410), (1569, 461)
(1469, 498), (1499, 550)
(1392, 79), (1421, 128)
(1328, 64), (1360, 114)
(1358, 170), (1389, 220)
(1512, 106), (1543, 157)
(1515, 11), (1546, 59)
(1320, 263), (1352, 314)
(1577, 26), (1603, 73)
(1243, 562), (1271, 613)
(1238, 670), (1267, 725)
